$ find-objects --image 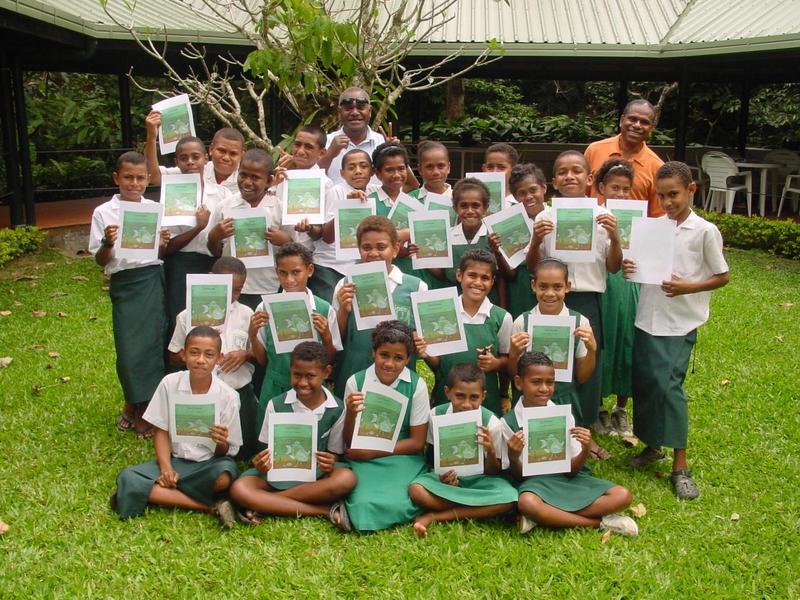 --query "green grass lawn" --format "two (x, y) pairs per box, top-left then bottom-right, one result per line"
(1, 247), (798, 598)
